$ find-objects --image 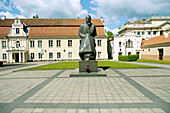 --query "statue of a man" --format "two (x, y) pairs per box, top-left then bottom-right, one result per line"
(79, 15), (97, 61)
